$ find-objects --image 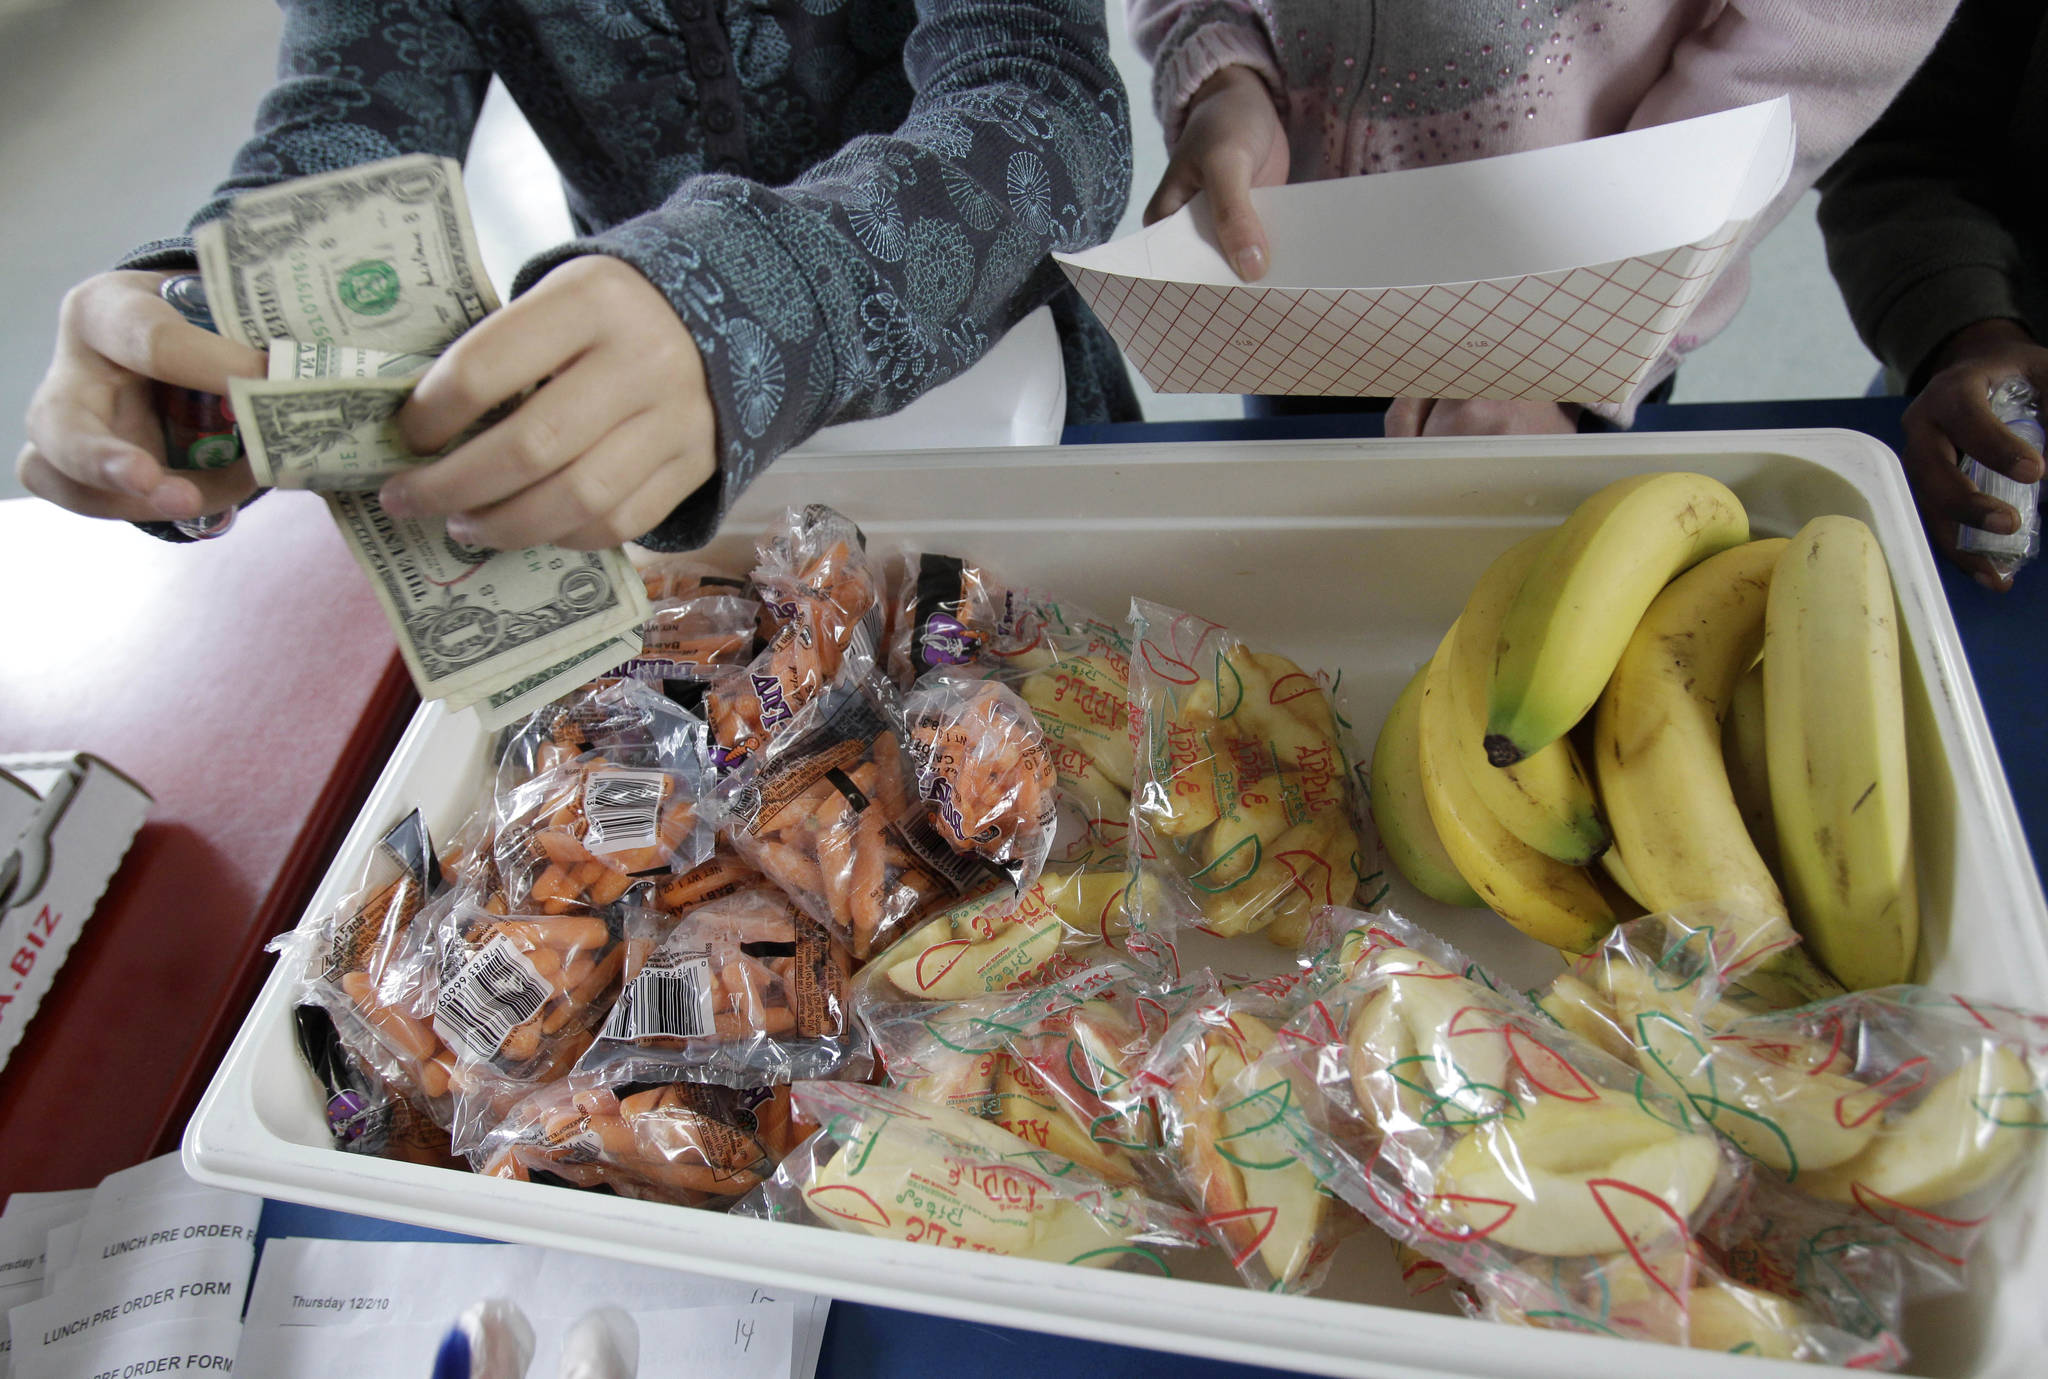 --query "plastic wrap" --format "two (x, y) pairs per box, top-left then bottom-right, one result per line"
(280, 809), (462, 1125)
(904, 675), (1058, 889)
(1128, 601), (1375, 944)
(863, 964), (1175, 1189)
(1263, 910), (1905, 1363)
(474, 1078), (789, 1206)
(1140, 974), (1355, 1293)
(849, 864), (1164, 1009)
(735, 1082), (1204, 1269)
(1009, 615), (1137, 860)
(706, 505), (885, 770)
(722, 681), (987, 959)
(1955, 377), (2043, 574)
(571, 887), (863, 1091)
(884, 550), (1034, 685)
(432, 901), (644, 1152)
(490, 749), (714, 916)
(617, 553), (761, 685)
(1574, 915), (2048, 1295)
(291, 1004), (464, 1169)
(493, 677), (718, 798)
